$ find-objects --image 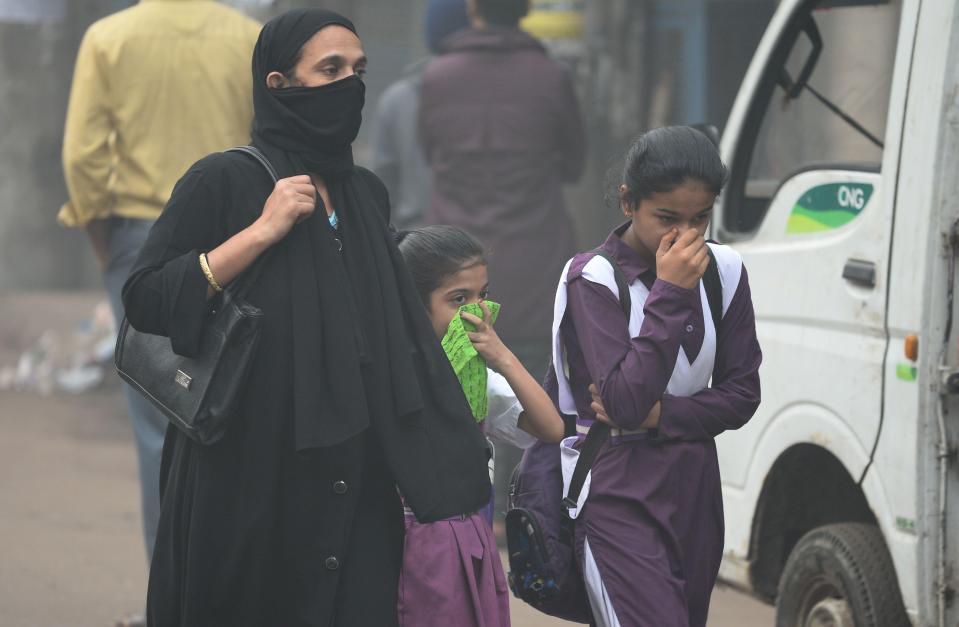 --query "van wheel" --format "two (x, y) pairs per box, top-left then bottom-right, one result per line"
(775, 523), (909, 627)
